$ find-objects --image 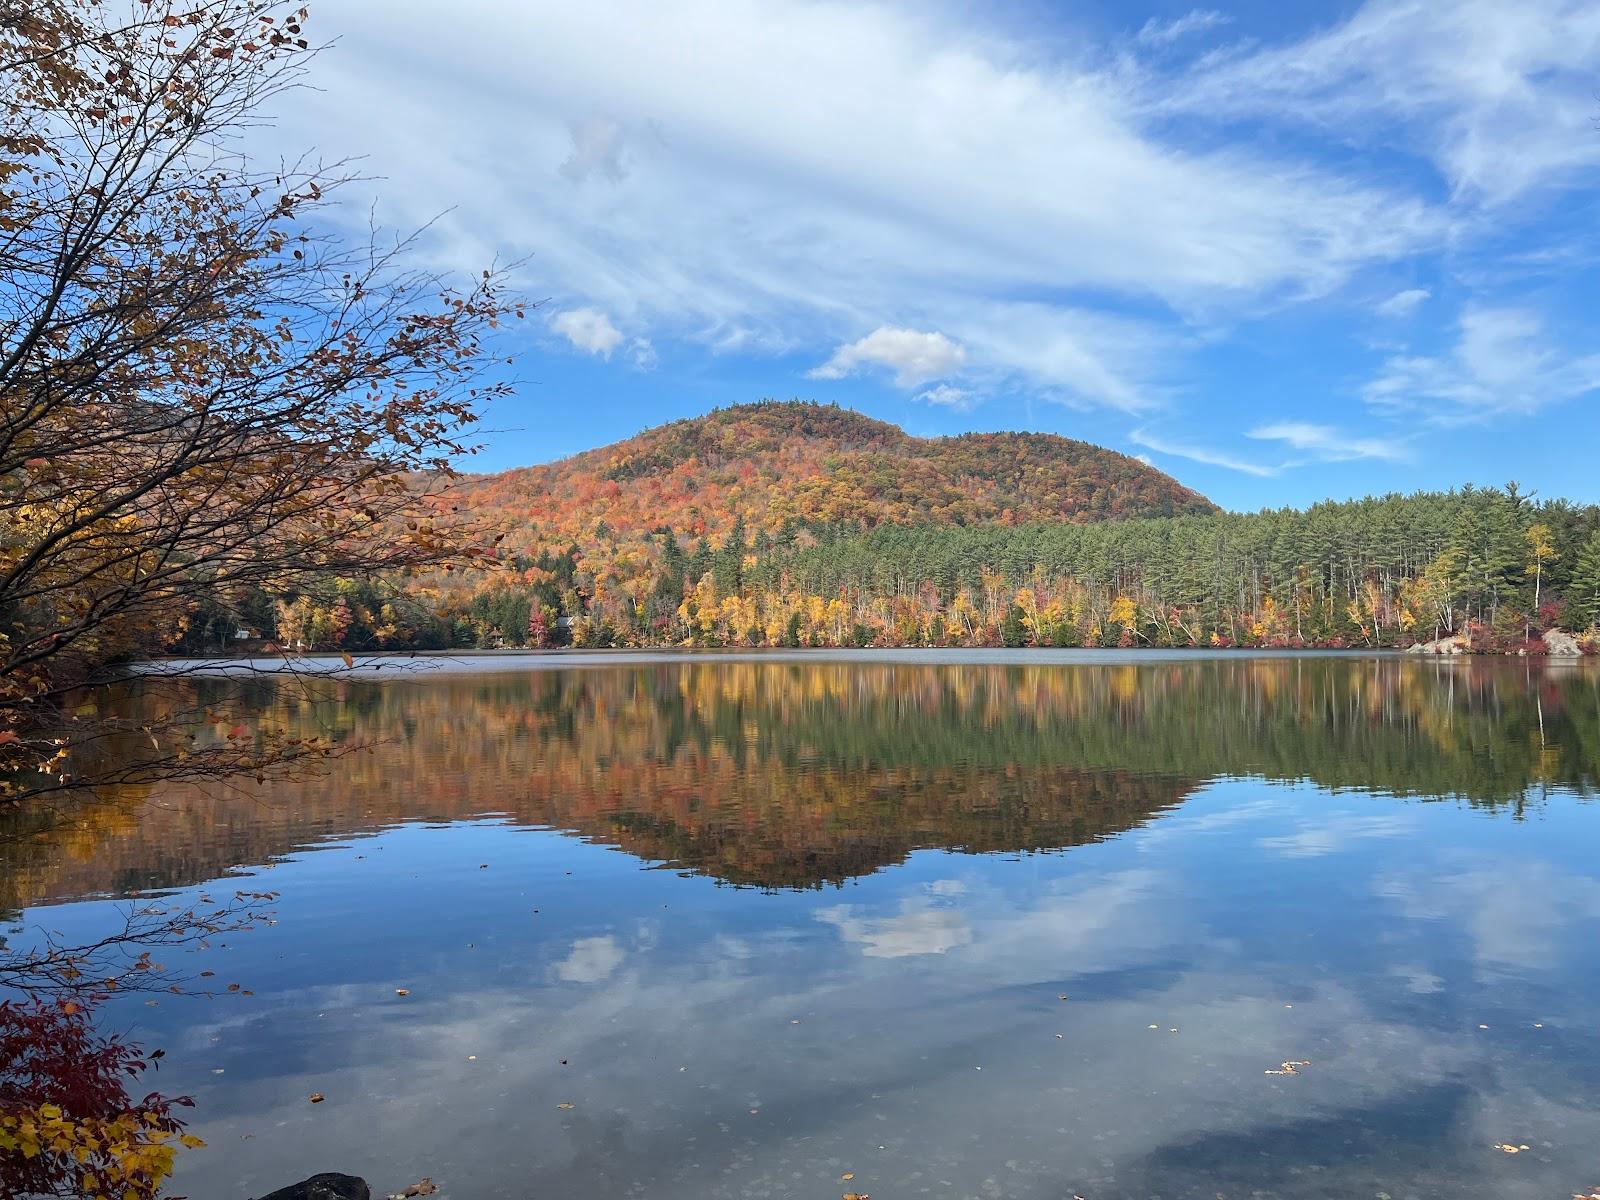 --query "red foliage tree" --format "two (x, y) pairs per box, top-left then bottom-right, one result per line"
(0, 998), (197, 1199)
